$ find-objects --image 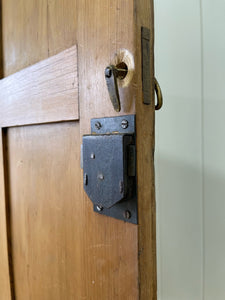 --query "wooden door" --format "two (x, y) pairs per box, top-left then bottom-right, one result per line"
(0, 1), (156, 299)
